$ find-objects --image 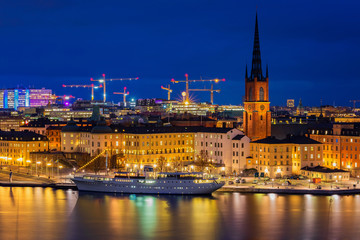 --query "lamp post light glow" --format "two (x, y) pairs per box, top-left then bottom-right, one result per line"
(36, 161), (41, 177)
(47, 163), (52, 178)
